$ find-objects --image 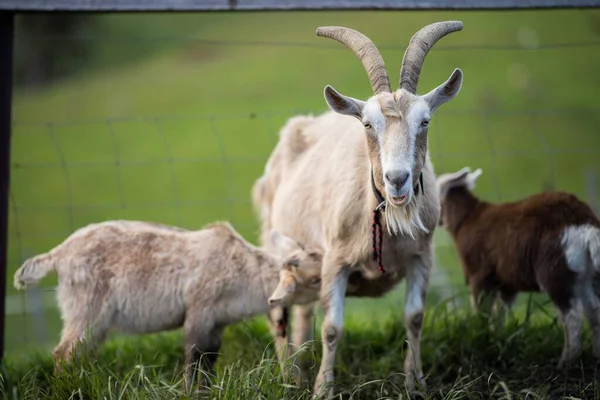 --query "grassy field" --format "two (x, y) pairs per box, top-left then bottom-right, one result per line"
(3, 299), (600, 399)
(5, 9), (600, 398)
